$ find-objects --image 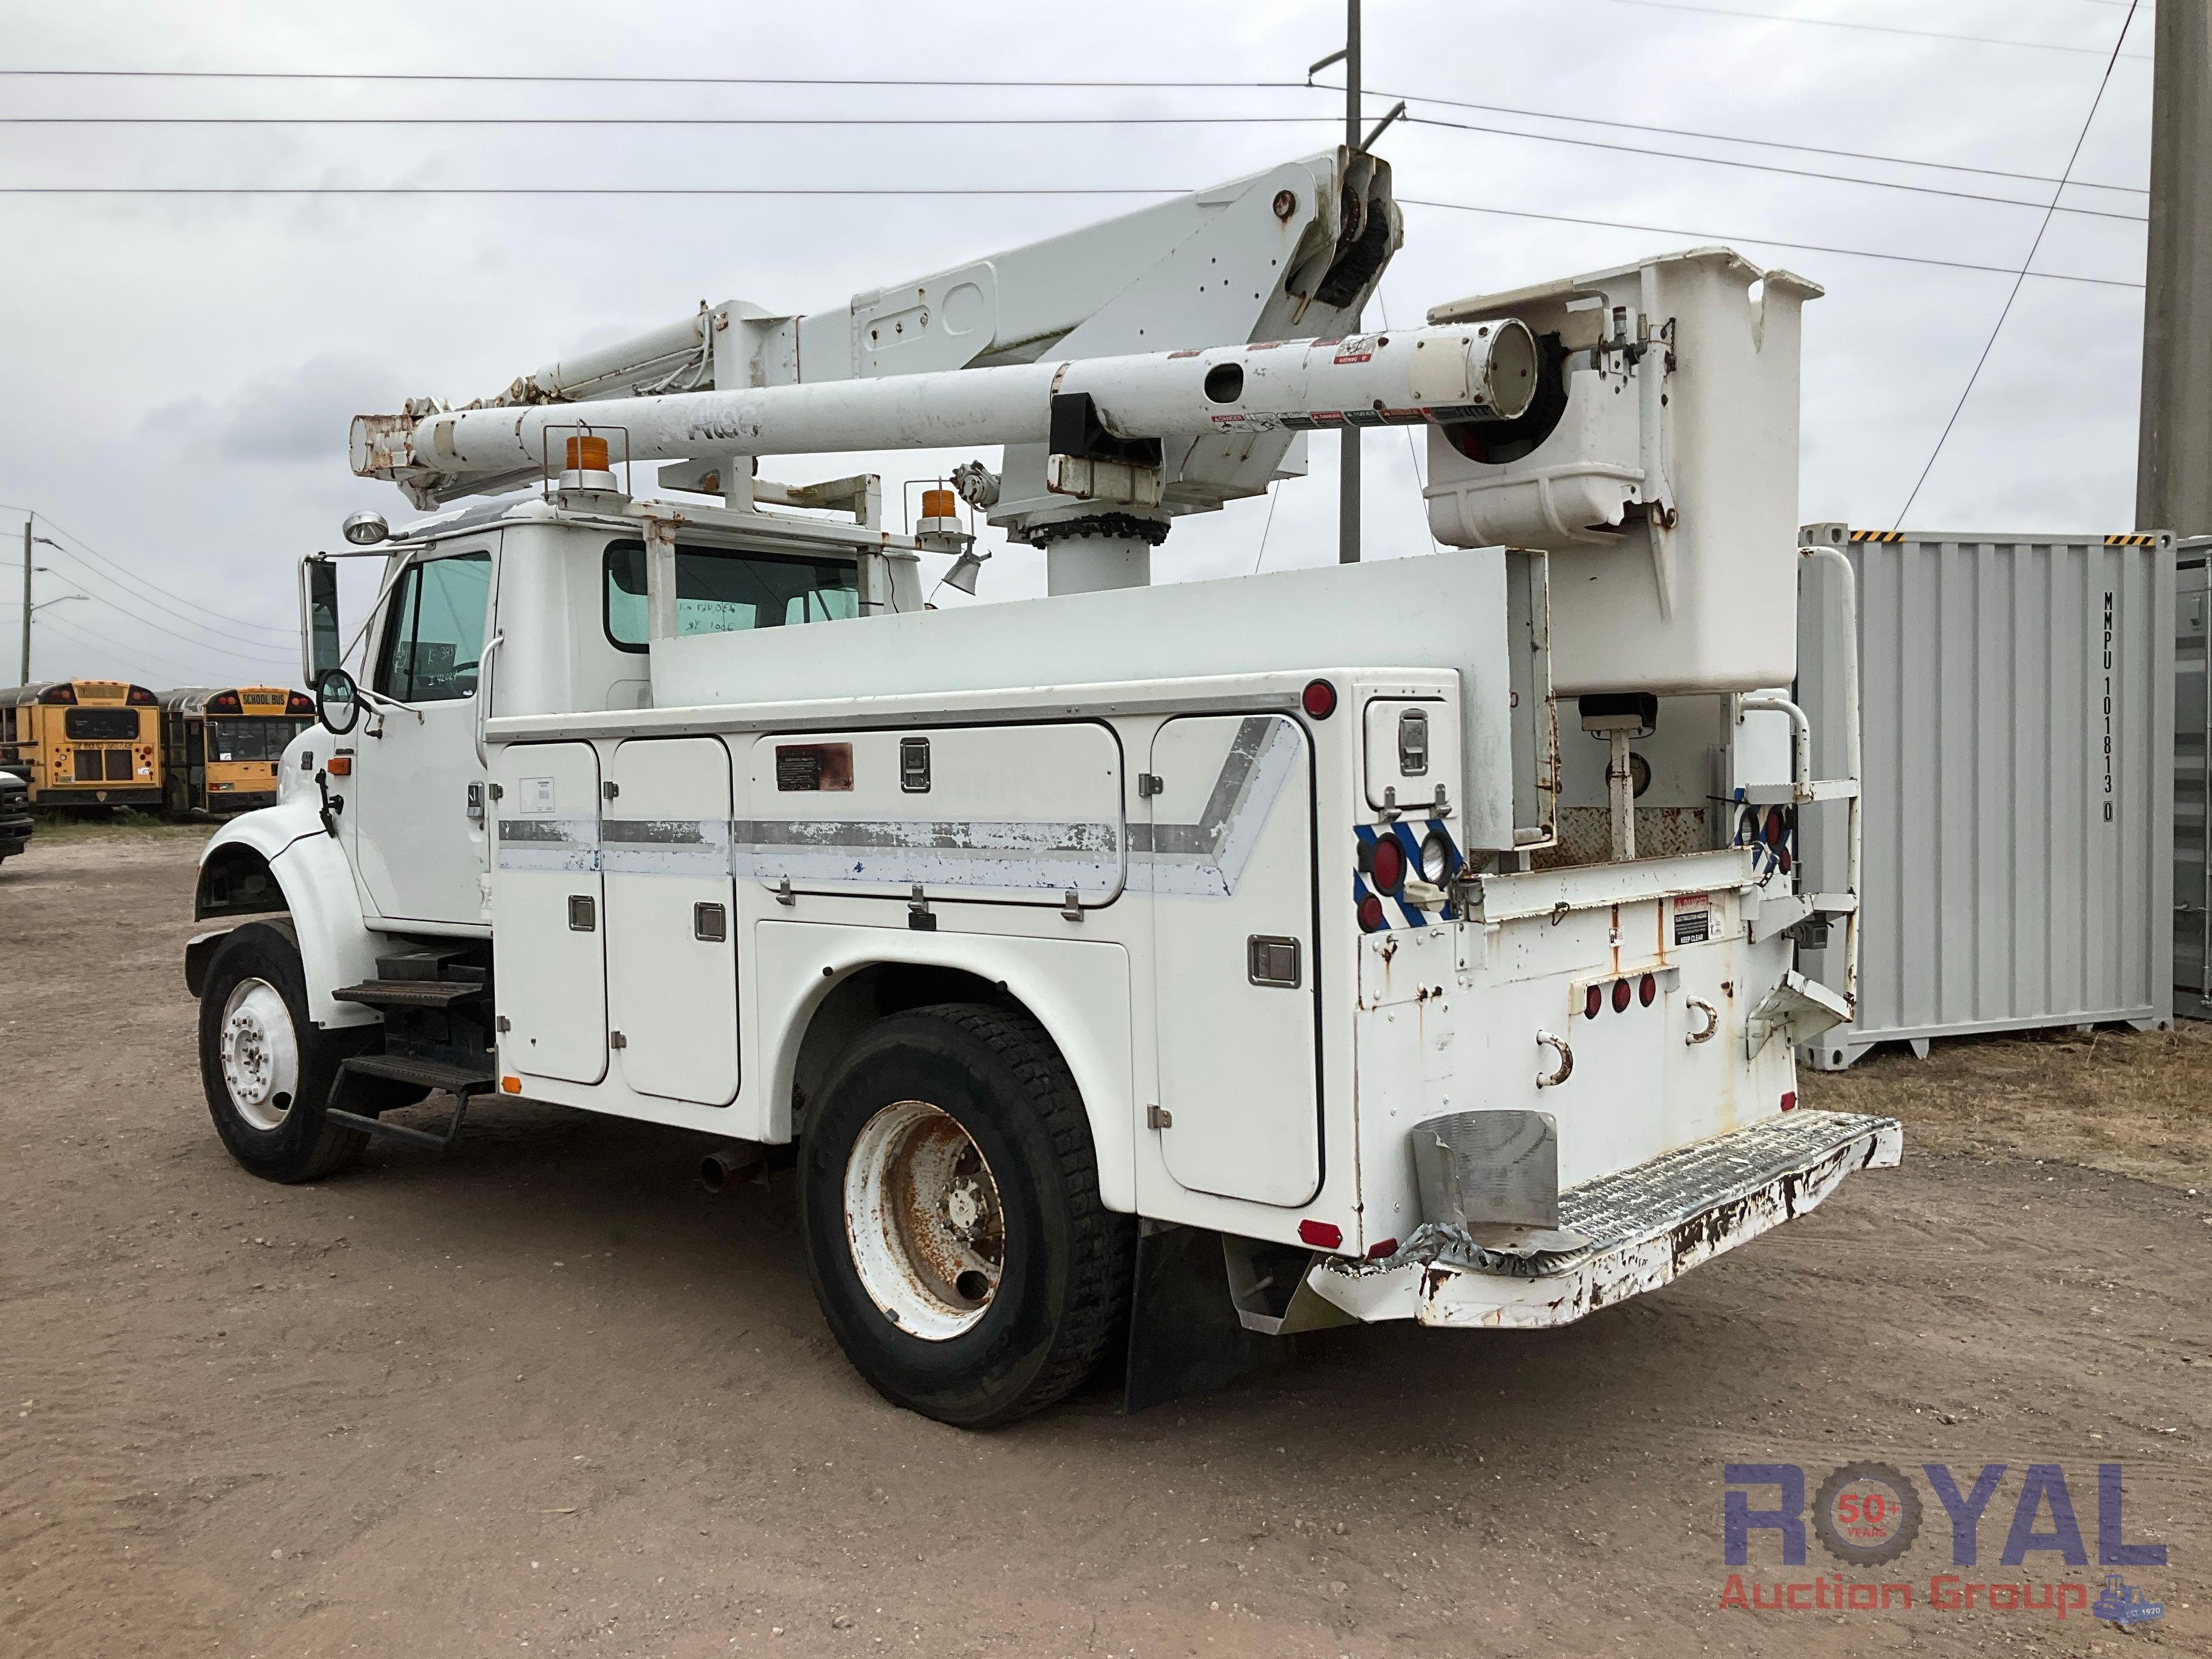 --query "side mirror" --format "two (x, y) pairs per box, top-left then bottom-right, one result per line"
(316, 667), (361, 736)
(301, 555), (342, 684)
